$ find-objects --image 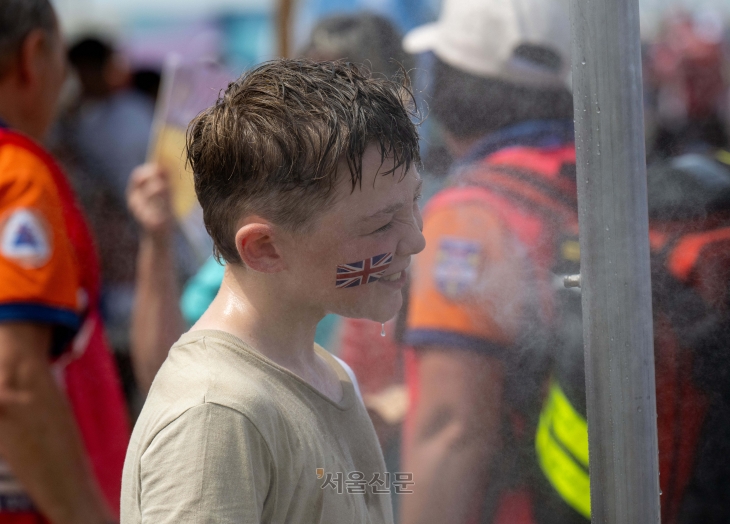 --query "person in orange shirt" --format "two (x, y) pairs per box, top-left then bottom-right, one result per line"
(399, 0), (577, 523)
(0, 2), (129, 523)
